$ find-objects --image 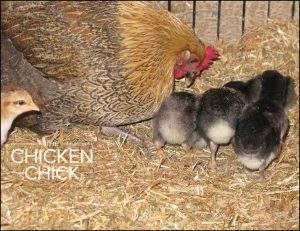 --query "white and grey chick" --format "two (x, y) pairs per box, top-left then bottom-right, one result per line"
(231, 70), (296, 177)
(1, 86), (40, 146)
(152, 92), (207, 162)
(196, 86), (246, 171)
